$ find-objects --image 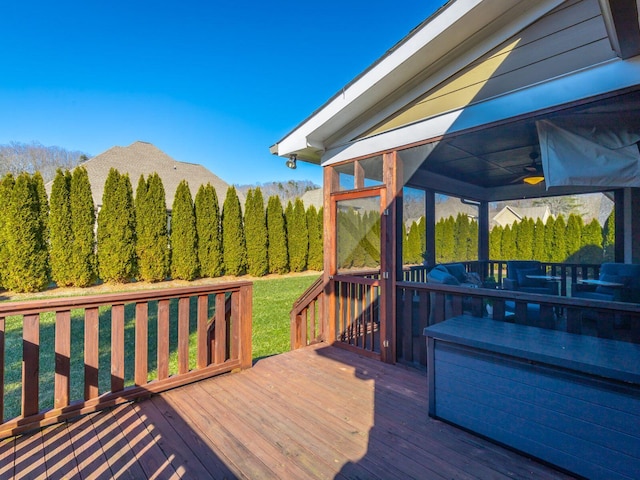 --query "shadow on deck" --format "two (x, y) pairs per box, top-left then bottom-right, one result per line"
(0, 345), (574, 479)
